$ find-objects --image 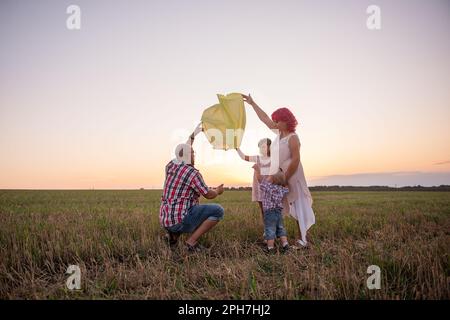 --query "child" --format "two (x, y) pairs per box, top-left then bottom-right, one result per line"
(254, 164), (290, 253)
(236, 138), (271, 224)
